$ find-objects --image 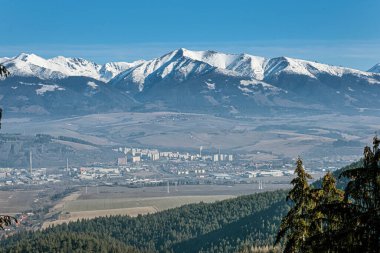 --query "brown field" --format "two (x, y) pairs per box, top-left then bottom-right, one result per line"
(0, 190), (41, 214)
(42, 206), (157, 229)
(50, 192), (81, 212)
(42, 183), (294, 229)
(78, 182), (292, 200)
(8, 112), (376, 161)
(42, 194), (234, 229)
(63, 195), (235, 212)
